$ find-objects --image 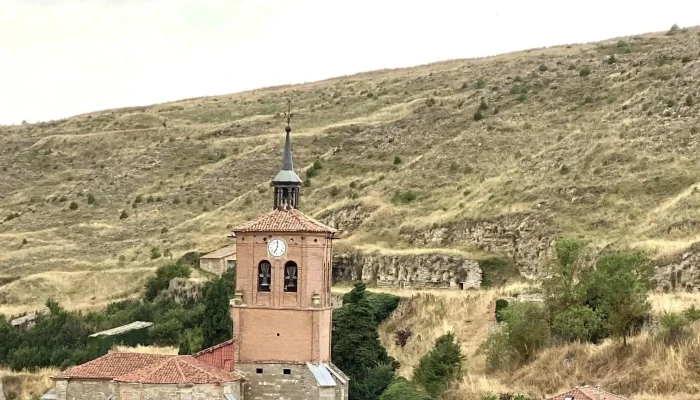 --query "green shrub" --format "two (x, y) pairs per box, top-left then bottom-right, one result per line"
(150, 247), (162, 259)
(606, 55), (617, 64)
(201, 278), (233, 349)
(579, 66), (591, 77)
(476, 78), (486, 89)
(552, 306), (604, 343)
(473, 110), (484, 121)
(393, 156), (402, 165)
(87, 194), (96, 205)
(495, 299), (509, 323)
(392, 190), (417, 204)
(306, 159), (323, 179)
(426, 97), (436, 107)
(380, 377), (432, 400)
(494, 302), (549, 366)
(517, 93), (527, 102)
(330, 187), (340, 196)
(352, 364), (396, 400)
(686, 95), (694, 107)
(481, 330), (512, 371)
(479, 98), (489, 111)
(683, 305), (700, 322)
(413, 332), (463, 397)
(144, 263), (191, 301)
(660, 312), (689, 343)
(539, 64), (547, 72)
(134, 194), (143, 204)
(682, 55), (692, 63)
(177, 251), (200, 267)
(364, 293), (401, 323)
(69, 201), (79, 210)
(667, 24), (680, 35)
